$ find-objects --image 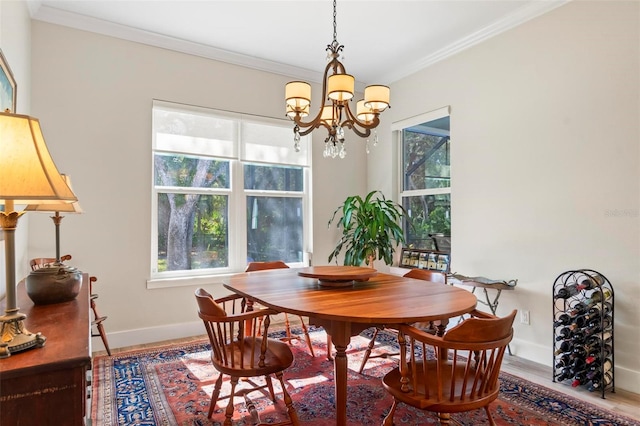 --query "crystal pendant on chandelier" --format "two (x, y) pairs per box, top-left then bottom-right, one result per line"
(284, 0), (390, 159)
(339, 141), (347, 159)
(293, 125), (301, 152)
